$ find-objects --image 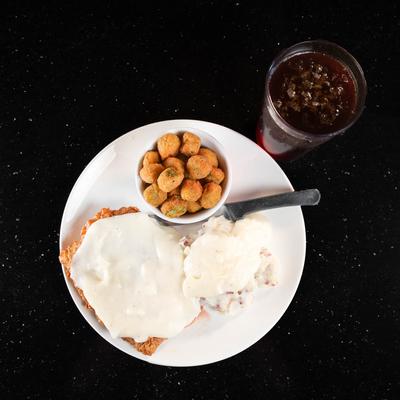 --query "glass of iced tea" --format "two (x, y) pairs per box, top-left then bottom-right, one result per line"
(256, 40), (367, 161)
